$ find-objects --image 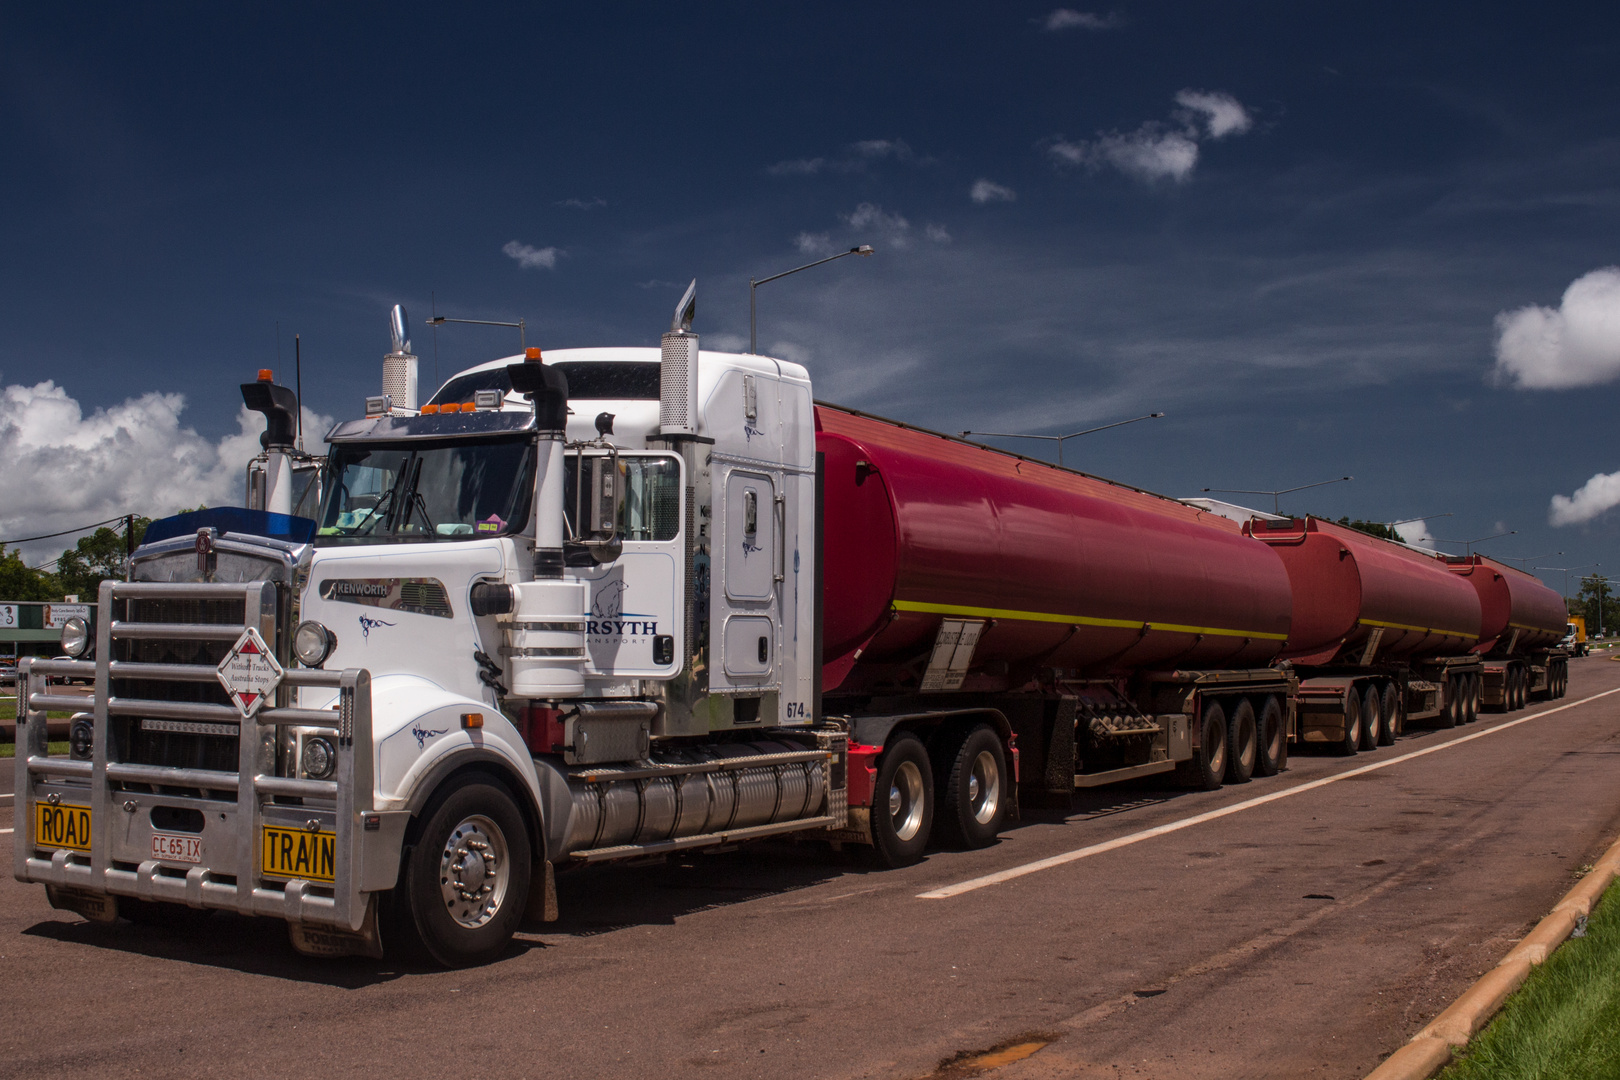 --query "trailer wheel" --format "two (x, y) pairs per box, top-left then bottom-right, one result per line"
(1254, 695), (1285, 777)
(398, 779), (532, 968)
(1379, 683), (1400, 745)
(1184, 701), (1228, 788)
(1358, 685), (1382, 751)
(1225, 700), (1257, 784)
(935, 725), (1008, 849)
(1332, 692), (1362, 754)
(869, 735), (934, 867)
(1510, 667), (1524, 711)
(1465, 674), (1480, 722)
